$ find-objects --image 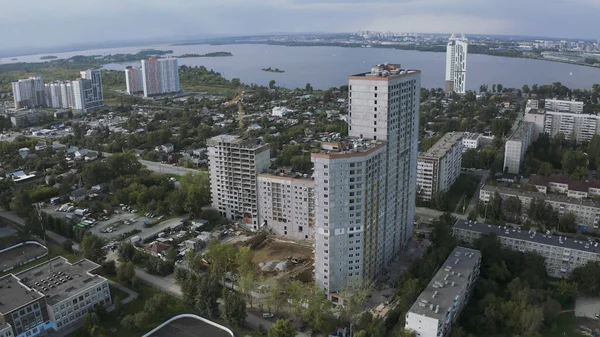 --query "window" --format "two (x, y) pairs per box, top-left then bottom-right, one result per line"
(324, 165), (328, 169)
(374, 107), (377, 112)
(374, 86), (378, 90)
